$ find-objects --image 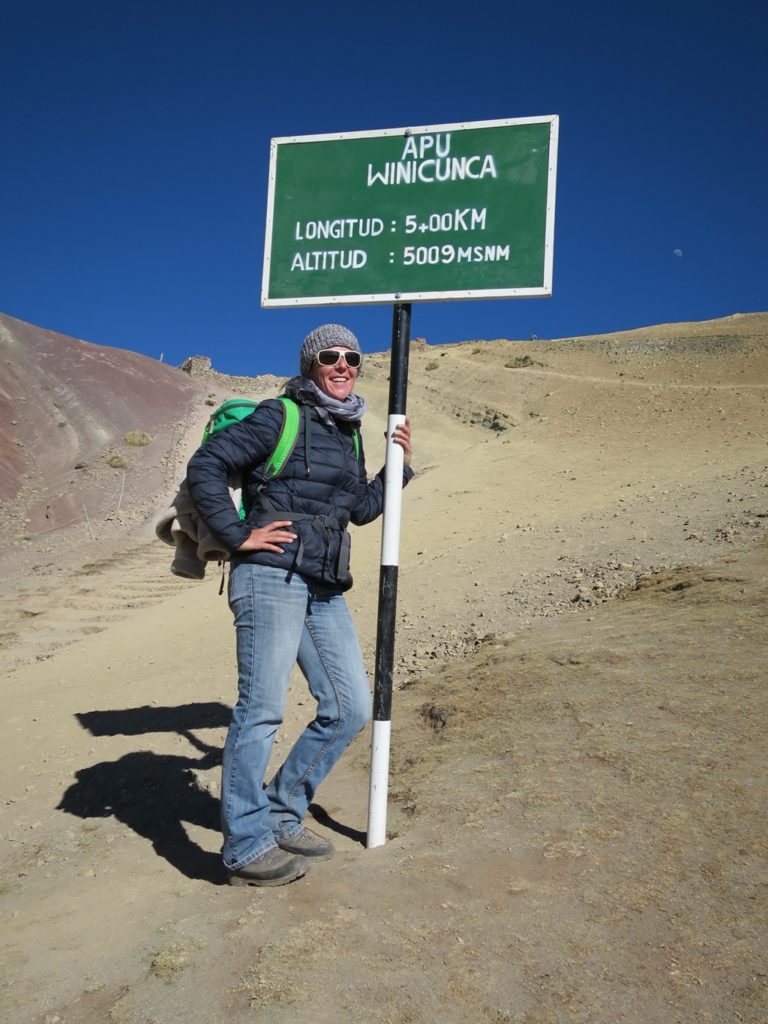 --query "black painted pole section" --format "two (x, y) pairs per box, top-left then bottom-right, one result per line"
(367, 302), (411, 847)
